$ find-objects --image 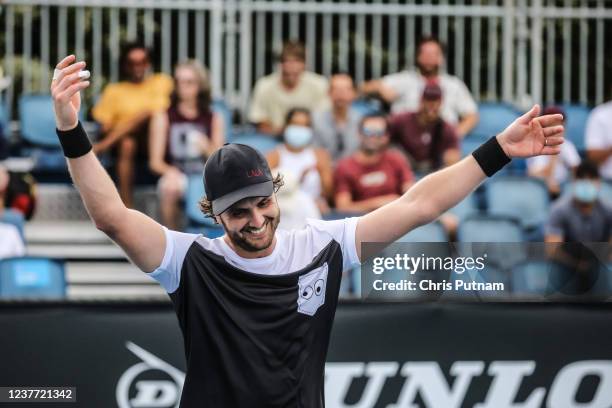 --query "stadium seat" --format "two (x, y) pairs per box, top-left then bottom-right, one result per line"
(0, 209), (25, 240)
(457, 214), (526, 273)
(458, 214), (523, 242)
(512, 260), (553, 295)
(397, 220), (448, 242)
(212, 99), (234, 142)
(467, 102), (521, 140)
(231, 133), (280, 155)
(19, 94), (61, 148)
(485, 176), (549, 231)
(0, 257), (66, 299)
(560, 103), (590, 152)
(351, 98), (381, 117)
(185, 175), (224, 237)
